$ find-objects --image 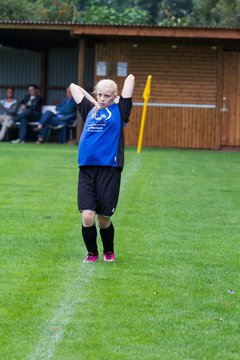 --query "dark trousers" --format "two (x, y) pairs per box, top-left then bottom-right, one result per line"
(39, 110), (68, 143)
(14, 109), (41, 141)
